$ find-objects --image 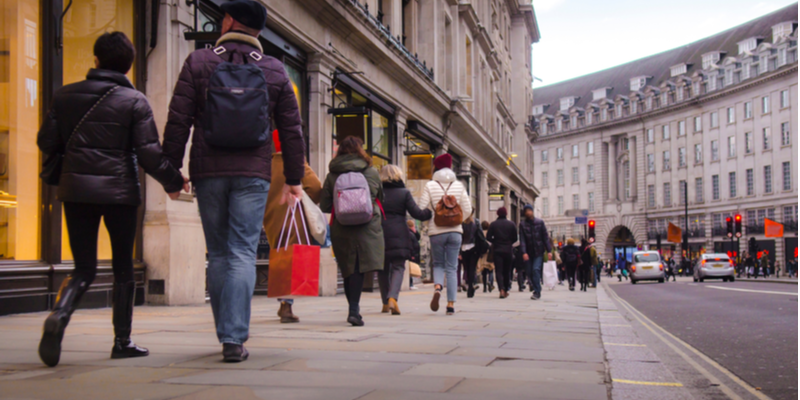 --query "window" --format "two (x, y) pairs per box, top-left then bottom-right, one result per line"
(711, 175), (719, 200)
(678, 147), (686, 167)
(763, 127), (771, 150)
(762, 96), (770, 114)
(542, 198), (549, 216)
(572, 145), (579, 158)
(572, 167), (579, 184)
(759, 54), (768, 74)
(541, 171), (548, 187)
(647, 128), (654, 143)
(746, 168), (754, 195)
(694, 116), (702, 132)
(727, 107), (735, 123)
(745, 132), (753, 153)
(587, 164), (595, 181)
(557, 147), (563, 160)
(710, 112), (719, 128)
(557, 169), (564, 185)
(781, 122), (791, 146)
(663, 151), (671, 170)
(711, 140), (719, 161)
(662, 125), (670, 140)
(744, 101), (752, 118)
(679, 180), (687, 205)
(781, 90), (790, 108)
(678, 121), (686, 136)
(588, 192), (595, 212)
(601, 108), (607, 121)
(623, 161), (631, 199)
(647, 154), (655, 172)
(587, 141), (594, 155)
(557, 196), (564, 215)
(729, 172), (737, 198)
(541, 150), (548, 162)
(695, 144), (703, 163)
(573, 194), (580, 210)
(784, 206), (796, 224)
(664, 183), (672, 206)
(728, 136), (736, 158)
(764, 165), (773, 193)
(783, 162), (792, 191)
(622, 138), (630, 151)
(648, 185), (656, 208)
